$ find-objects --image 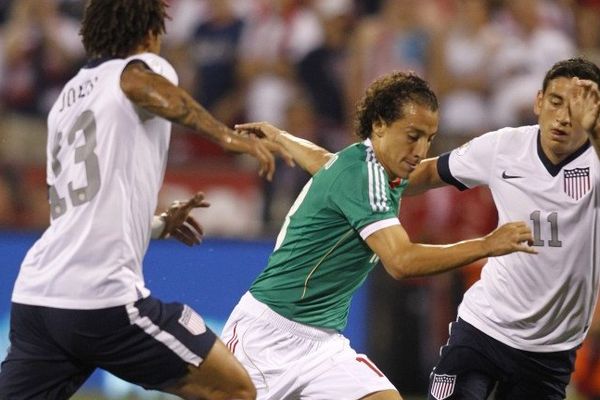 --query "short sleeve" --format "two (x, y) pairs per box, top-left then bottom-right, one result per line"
(126, 53), (178, 86)
(439, 129), (502, 190)
(329, 161), (399, 236)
